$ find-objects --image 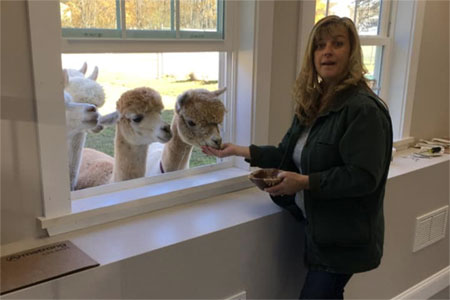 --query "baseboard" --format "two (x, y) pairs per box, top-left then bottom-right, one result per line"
(392, 266), (449, 299)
